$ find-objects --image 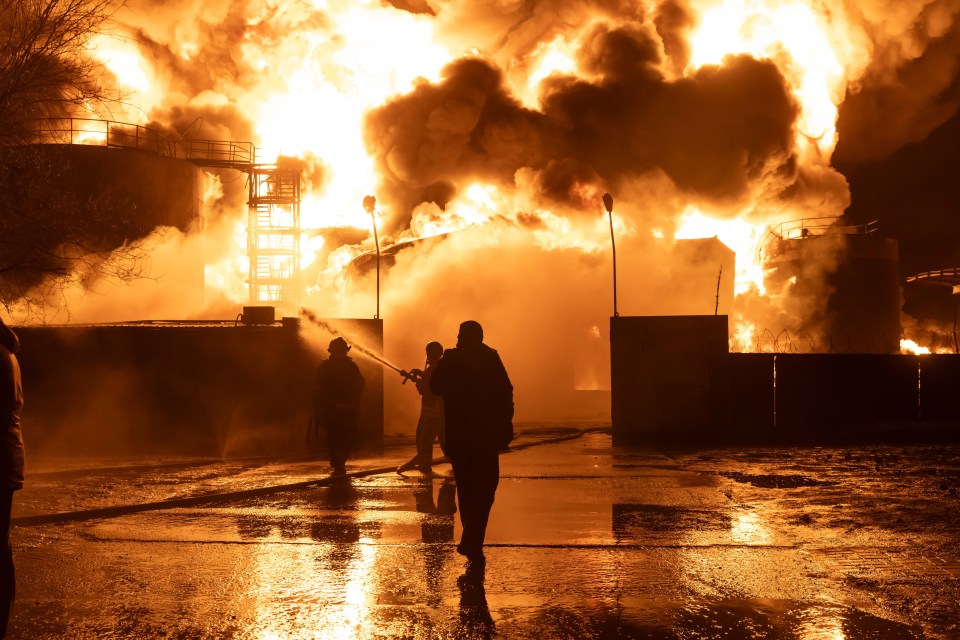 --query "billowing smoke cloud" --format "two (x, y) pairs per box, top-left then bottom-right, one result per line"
(427, 0), (960, 167)
(835, 0), (960, 163)
(431, 0), (645, 62)
(100, 0), (960, 215)
(654, 0), (696, 75)
(116, 0), (261, 138)
(363, 57), (559, 227)
(542, 36), (797, 202)
(365, 21), (805, 232)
